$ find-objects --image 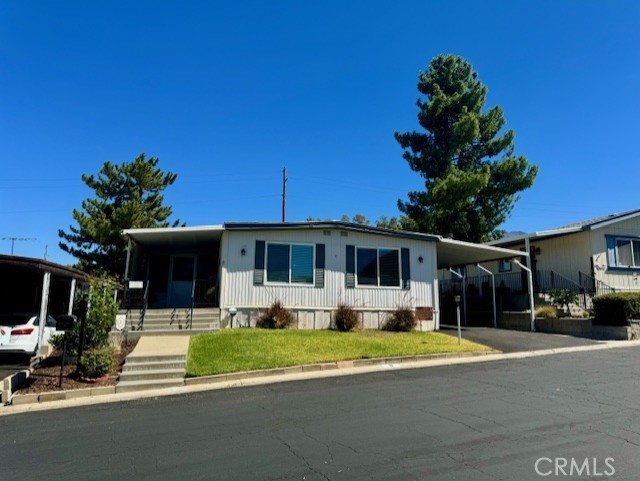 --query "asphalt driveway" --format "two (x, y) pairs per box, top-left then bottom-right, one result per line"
(440, 325), (602, 353)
